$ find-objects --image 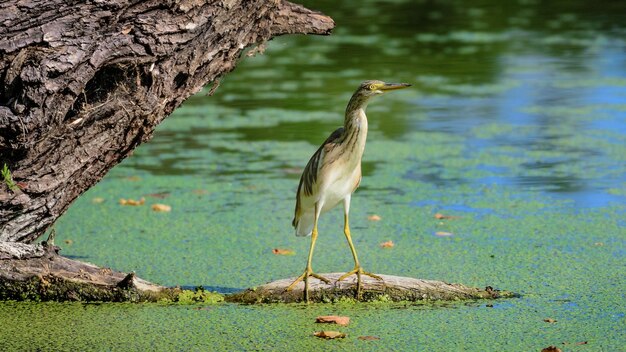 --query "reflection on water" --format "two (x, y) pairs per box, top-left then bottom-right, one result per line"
(123, 0), (626, 208)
